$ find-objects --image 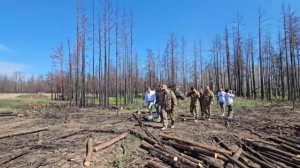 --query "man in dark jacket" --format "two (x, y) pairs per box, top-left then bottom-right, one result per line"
(154, 86), (163, 122)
